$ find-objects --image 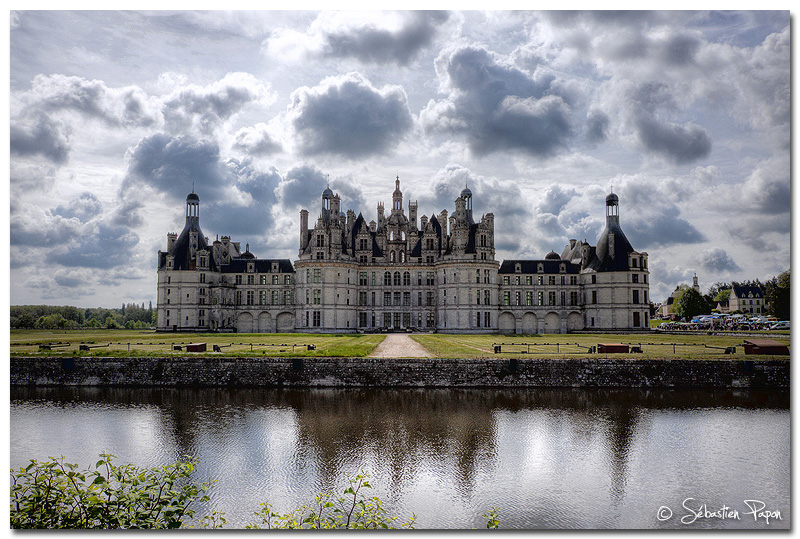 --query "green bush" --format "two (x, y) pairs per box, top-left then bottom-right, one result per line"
(246, 473), (416, 529)
(10, 454), (211, 529)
